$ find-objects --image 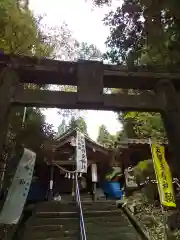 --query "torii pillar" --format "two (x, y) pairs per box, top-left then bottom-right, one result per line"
(155, 79), (180, 178)
(0, 68), (20, 192)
